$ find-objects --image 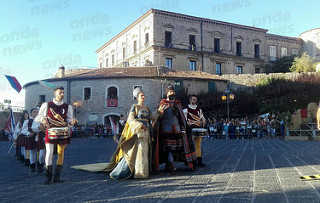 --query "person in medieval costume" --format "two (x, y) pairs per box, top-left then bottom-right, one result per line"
(32, 117), (46, 174)
(36, 86), (77, 184)
(153, 85), (197, 174)
(114, 114), (126, 142)
(13, 111), (29, 163)
(71, 87), (162, 180)
(21, 108), (40, 172)
(183, 95), (207, 167)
